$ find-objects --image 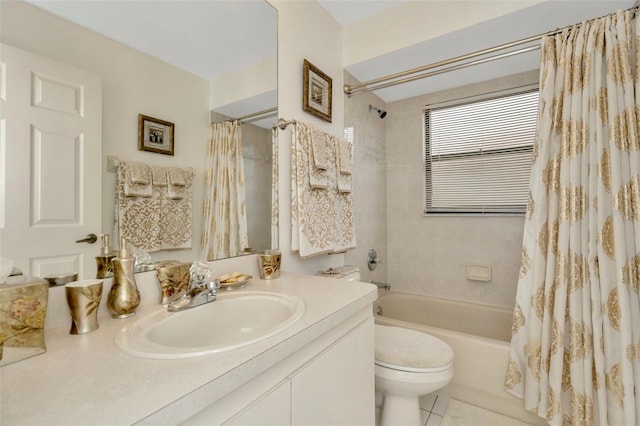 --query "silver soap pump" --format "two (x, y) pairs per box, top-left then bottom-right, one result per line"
(95, 234), (115, 279)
